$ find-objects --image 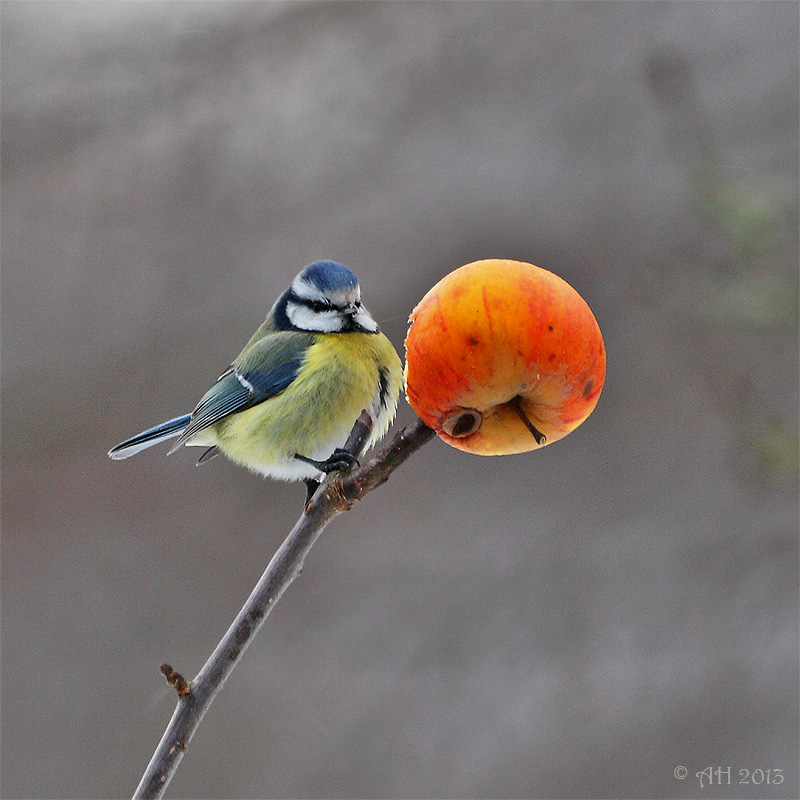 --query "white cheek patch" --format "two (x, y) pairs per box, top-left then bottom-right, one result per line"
(287, 303), (342, 332)
(354, 309), (378, 332)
